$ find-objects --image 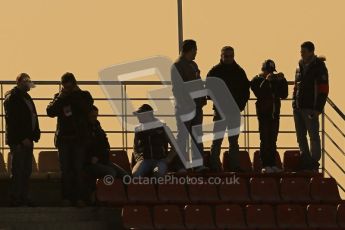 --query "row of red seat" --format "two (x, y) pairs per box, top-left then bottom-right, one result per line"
(122, 203), (345, 229)
(96, 176), (341, 205)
